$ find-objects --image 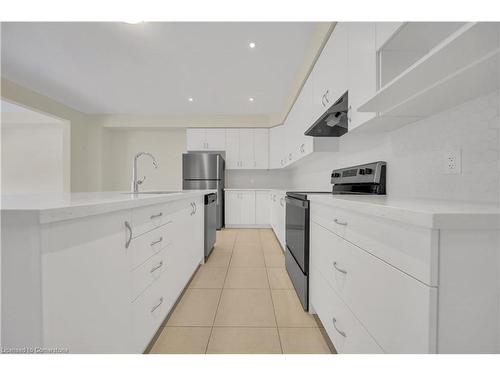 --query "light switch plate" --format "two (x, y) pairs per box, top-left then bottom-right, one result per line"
(443, 149), (461, 174)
